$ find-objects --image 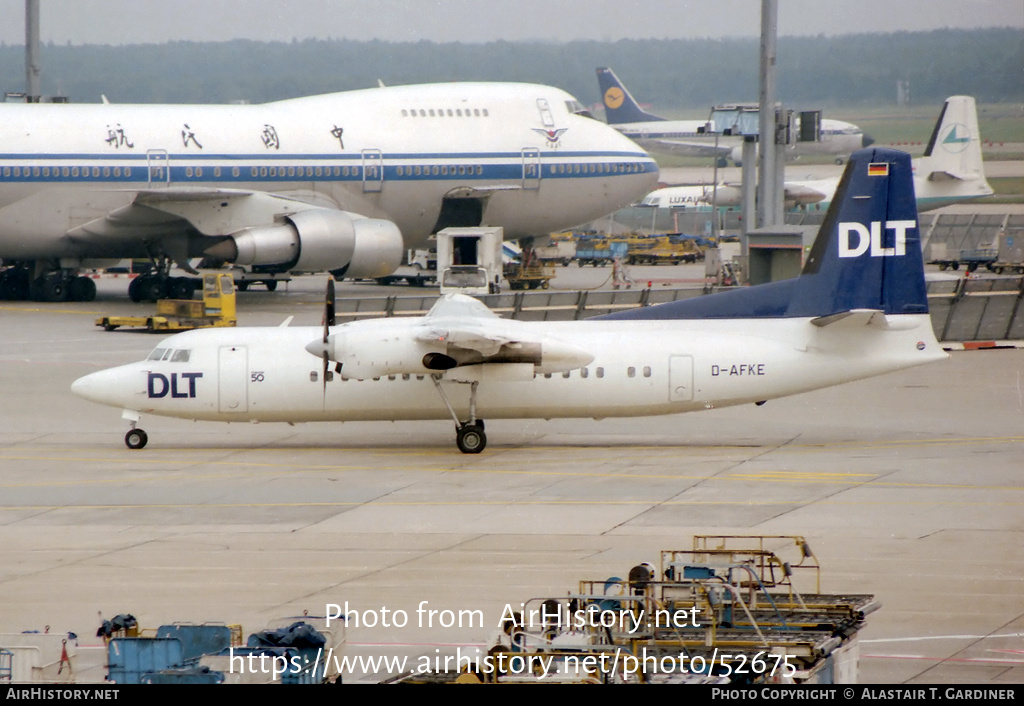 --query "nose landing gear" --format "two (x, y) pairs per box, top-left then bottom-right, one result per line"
(125, 428), (148, 449)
